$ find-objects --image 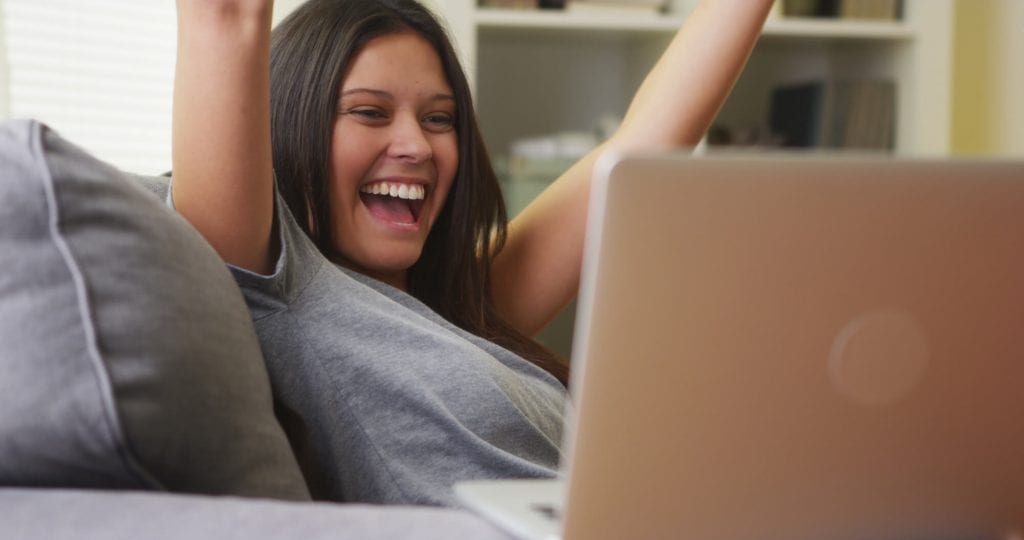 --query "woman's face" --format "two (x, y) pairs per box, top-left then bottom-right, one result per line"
(328, 31), (458, 290)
